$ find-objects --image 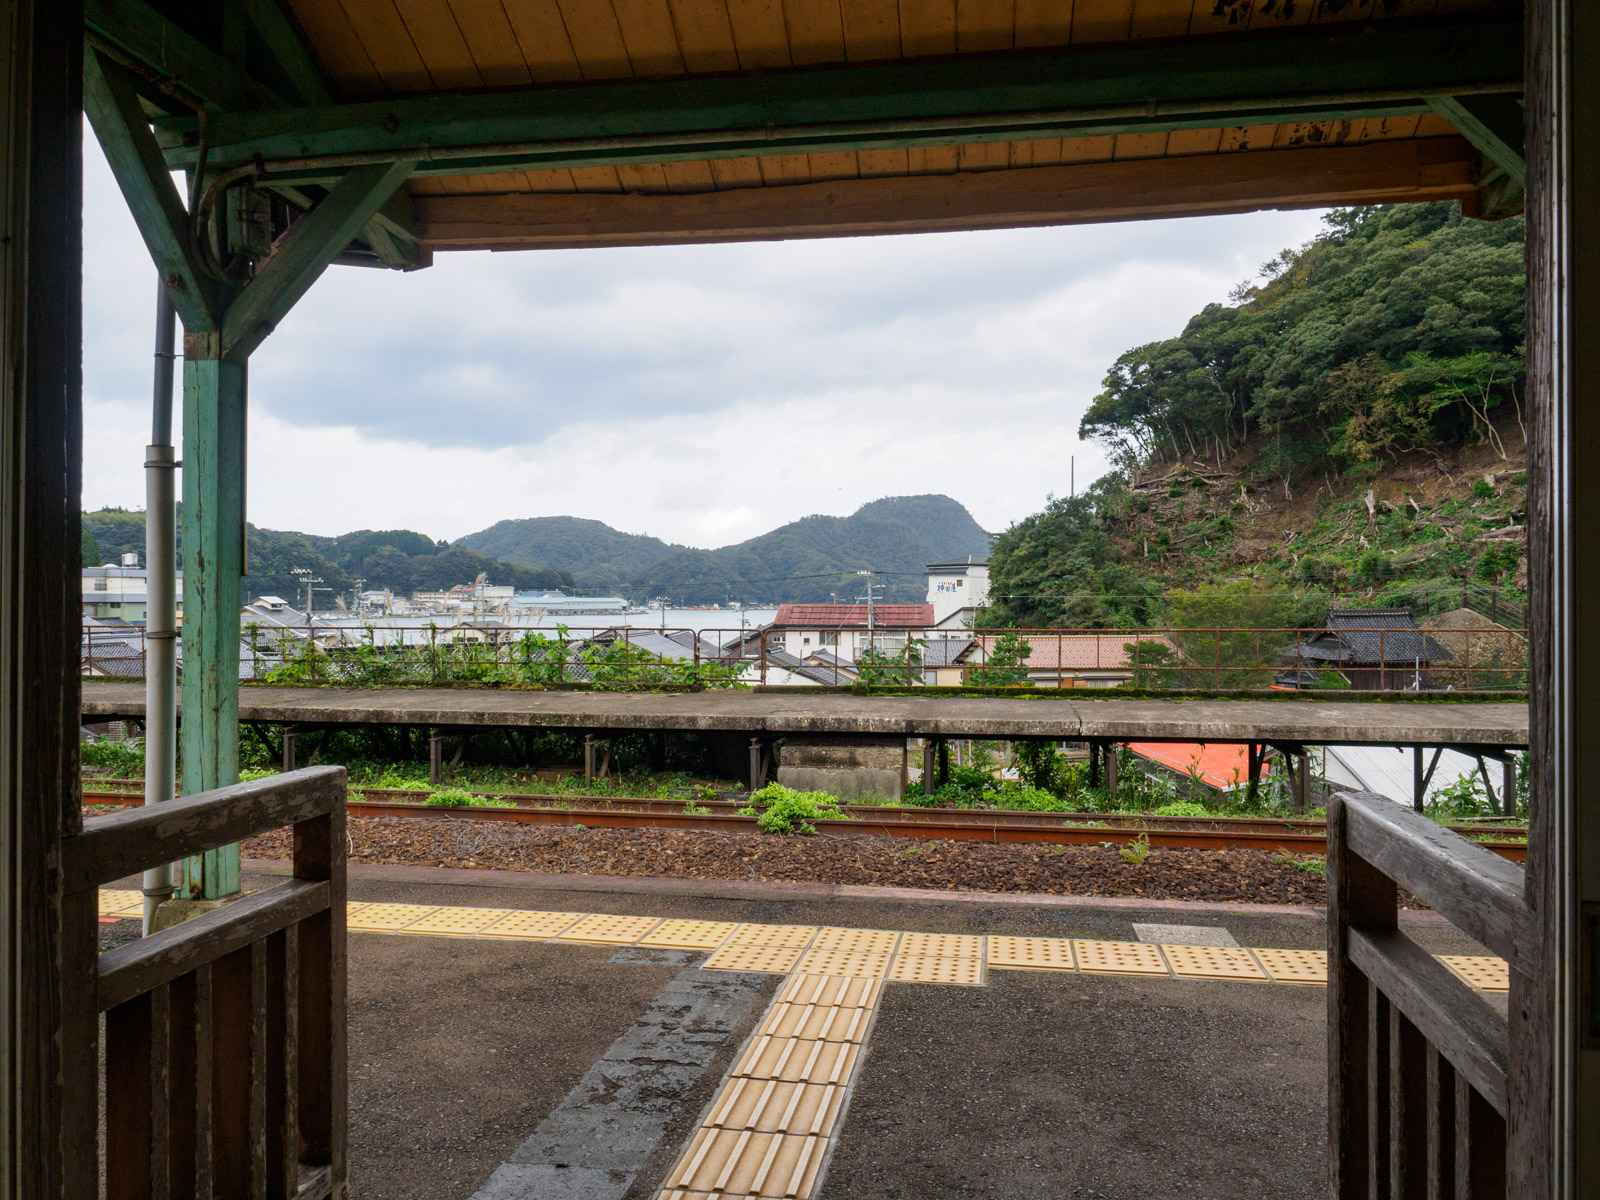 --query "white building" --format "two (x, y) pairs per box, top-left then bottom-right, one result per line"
(81, 554), (183, 623)
(925, 556), (989, 628)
